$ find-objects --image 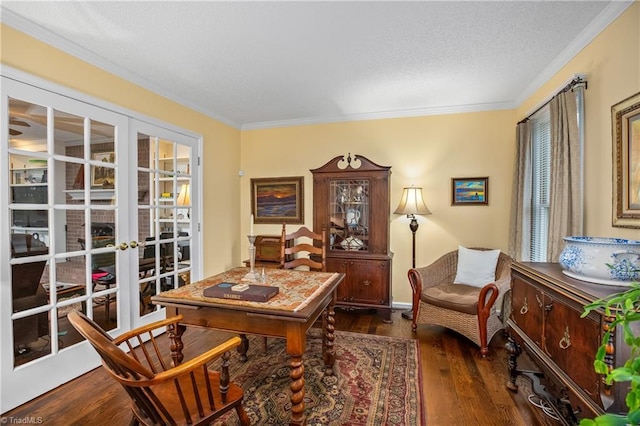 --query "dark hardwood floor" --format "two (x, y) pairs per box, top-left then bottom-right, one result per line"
(5, 309), (558, 425)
